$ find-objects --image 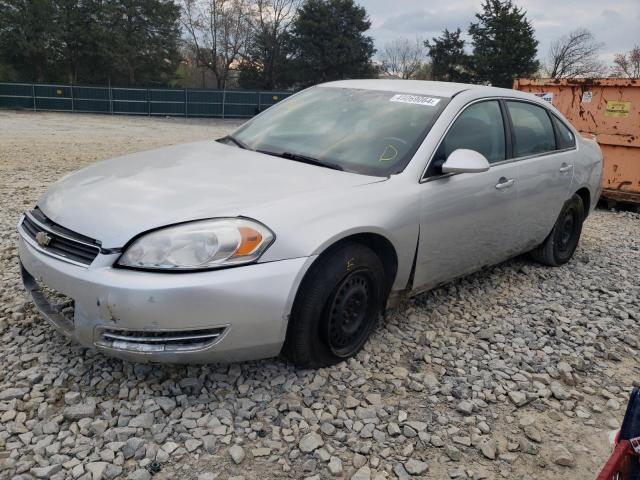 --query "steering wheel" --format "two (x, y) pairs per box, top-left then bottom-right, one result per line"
(377, 136), (408, 163)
